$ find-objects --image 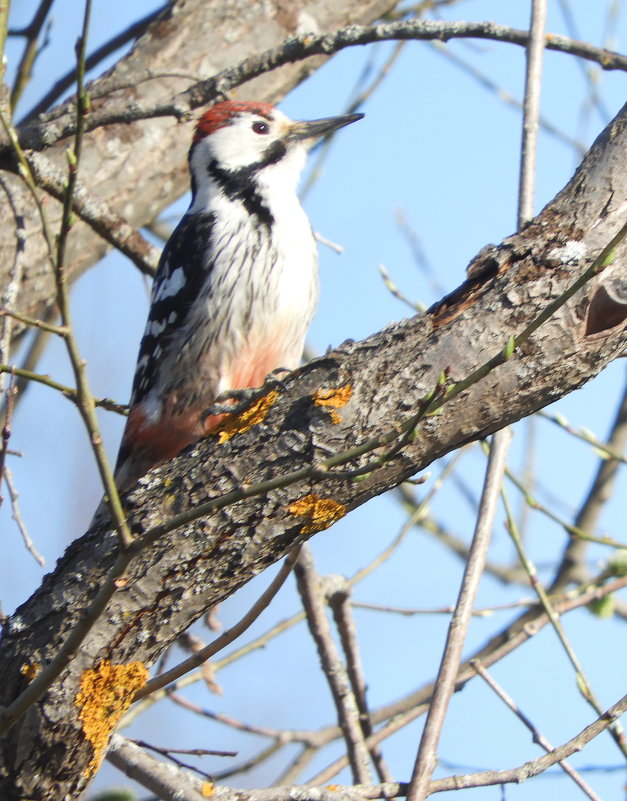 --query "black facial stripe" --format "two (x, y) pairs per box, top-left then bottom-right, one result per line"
(259, 139), (287, 167)
(205, 141), (288, 228)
